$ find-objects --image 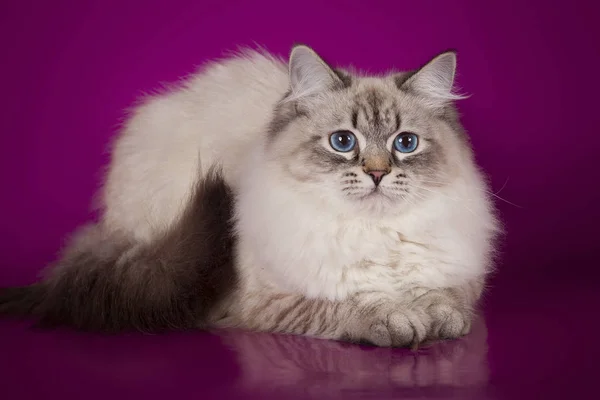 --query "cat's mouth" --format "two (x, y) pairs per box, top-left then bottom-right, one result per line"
(360, 187), (389, 200)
